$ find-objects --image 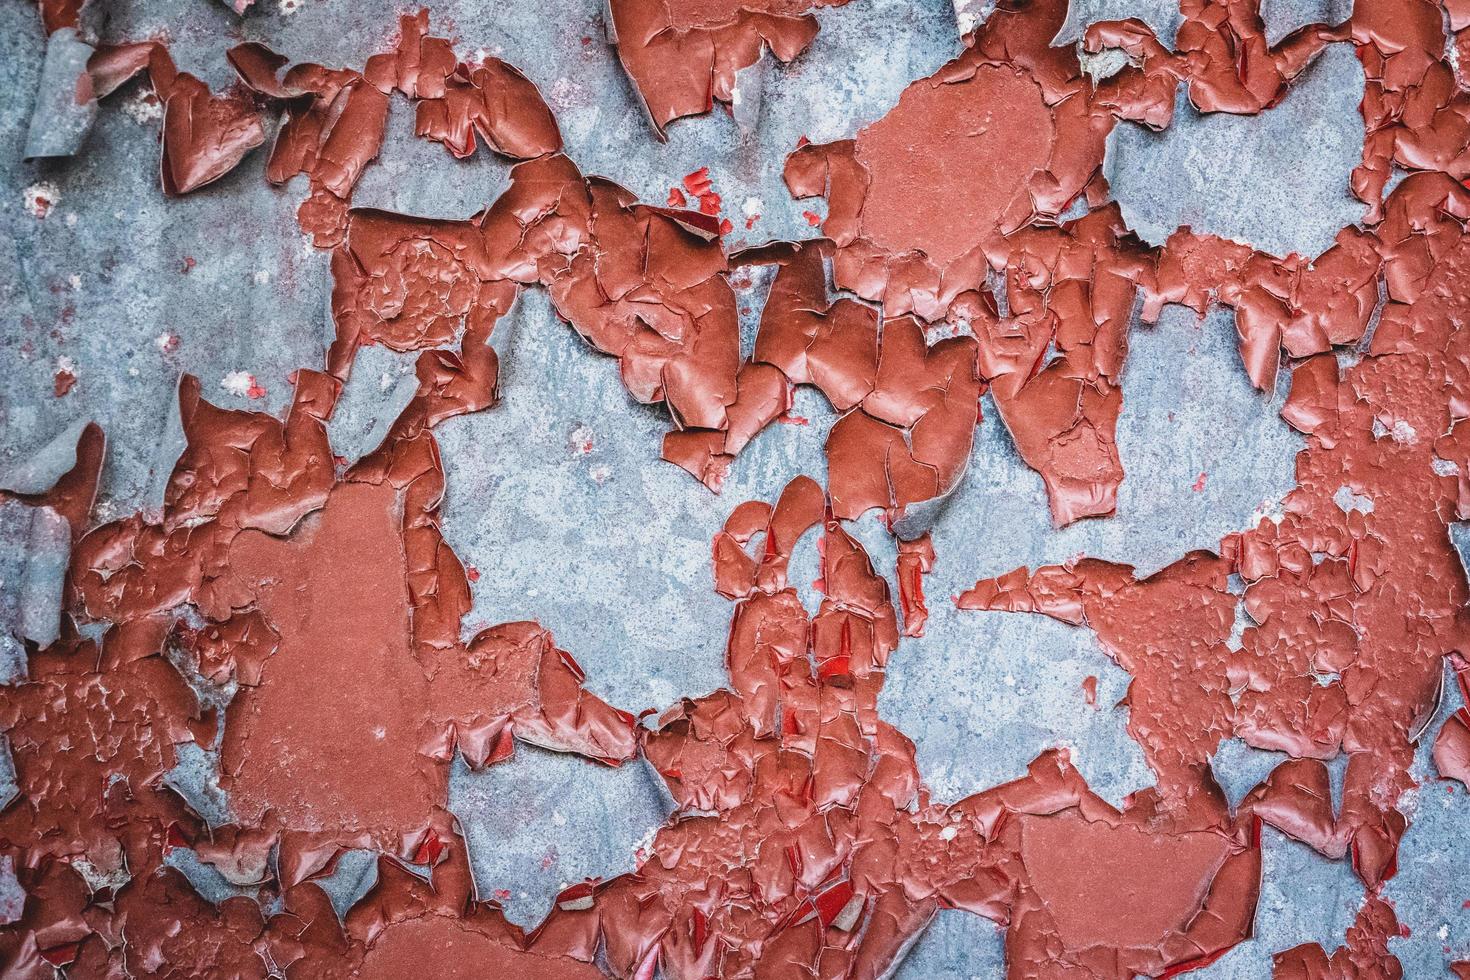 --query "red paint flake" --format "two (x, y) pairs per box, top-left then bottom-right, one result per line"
(1158, 946), (1232, 979)
(27, 191), (55, 219)
(745, 214), (759, 230)
(181, 256), (196, 273)
(719, 218), (733, 236)
(557, 648), (587, 683)
(784, 843), (803, 879)
(39, 942), (80, 967)
(776, 413), (810, 426)
(53, 369), (76, 397)
(813, 879), (855, 926)
(1192, 472), (1207, 492)
(246, 376), (267, 400)
(633, 945), (659, 980)
(487, 726), (516, 766)
(682, 167), (712, 196)
(802, 210), (822, 227)
(412, 829), (446, 866)
(692, 907), (708, 948)
(466, 565), (480, 582)
(667, 187), (687, 208)
(1081, 675), (1098, 708)
(163, 822), (190, 855)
